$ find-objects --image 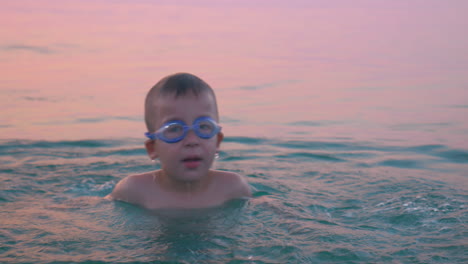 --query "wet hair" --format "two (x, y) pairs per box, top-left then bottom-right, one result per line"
(144, 72), (218, 132)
